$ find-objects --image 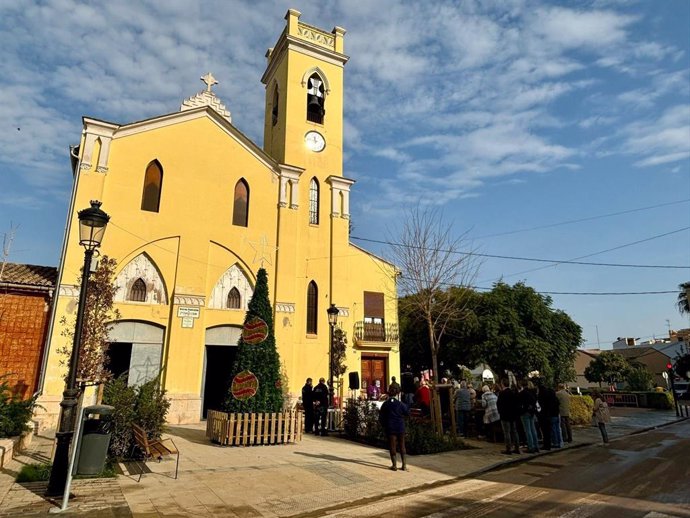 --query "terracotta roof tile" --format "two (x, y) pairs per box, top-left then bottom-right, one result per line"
(0, 262), (58, 288)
